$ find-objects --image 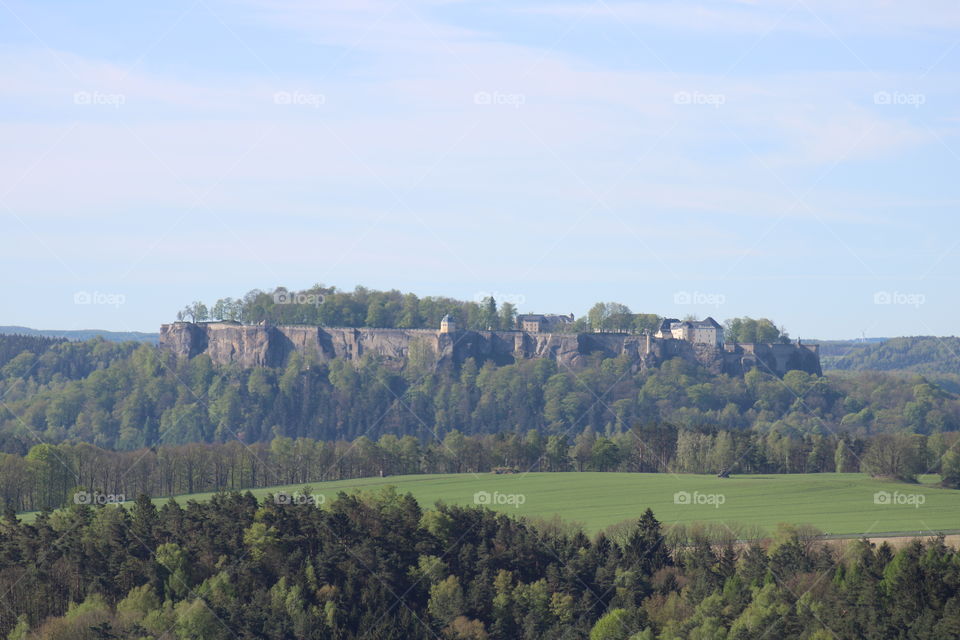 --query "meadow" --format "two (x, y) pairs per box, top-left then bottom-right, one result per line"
(146, 472), (959, 536)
